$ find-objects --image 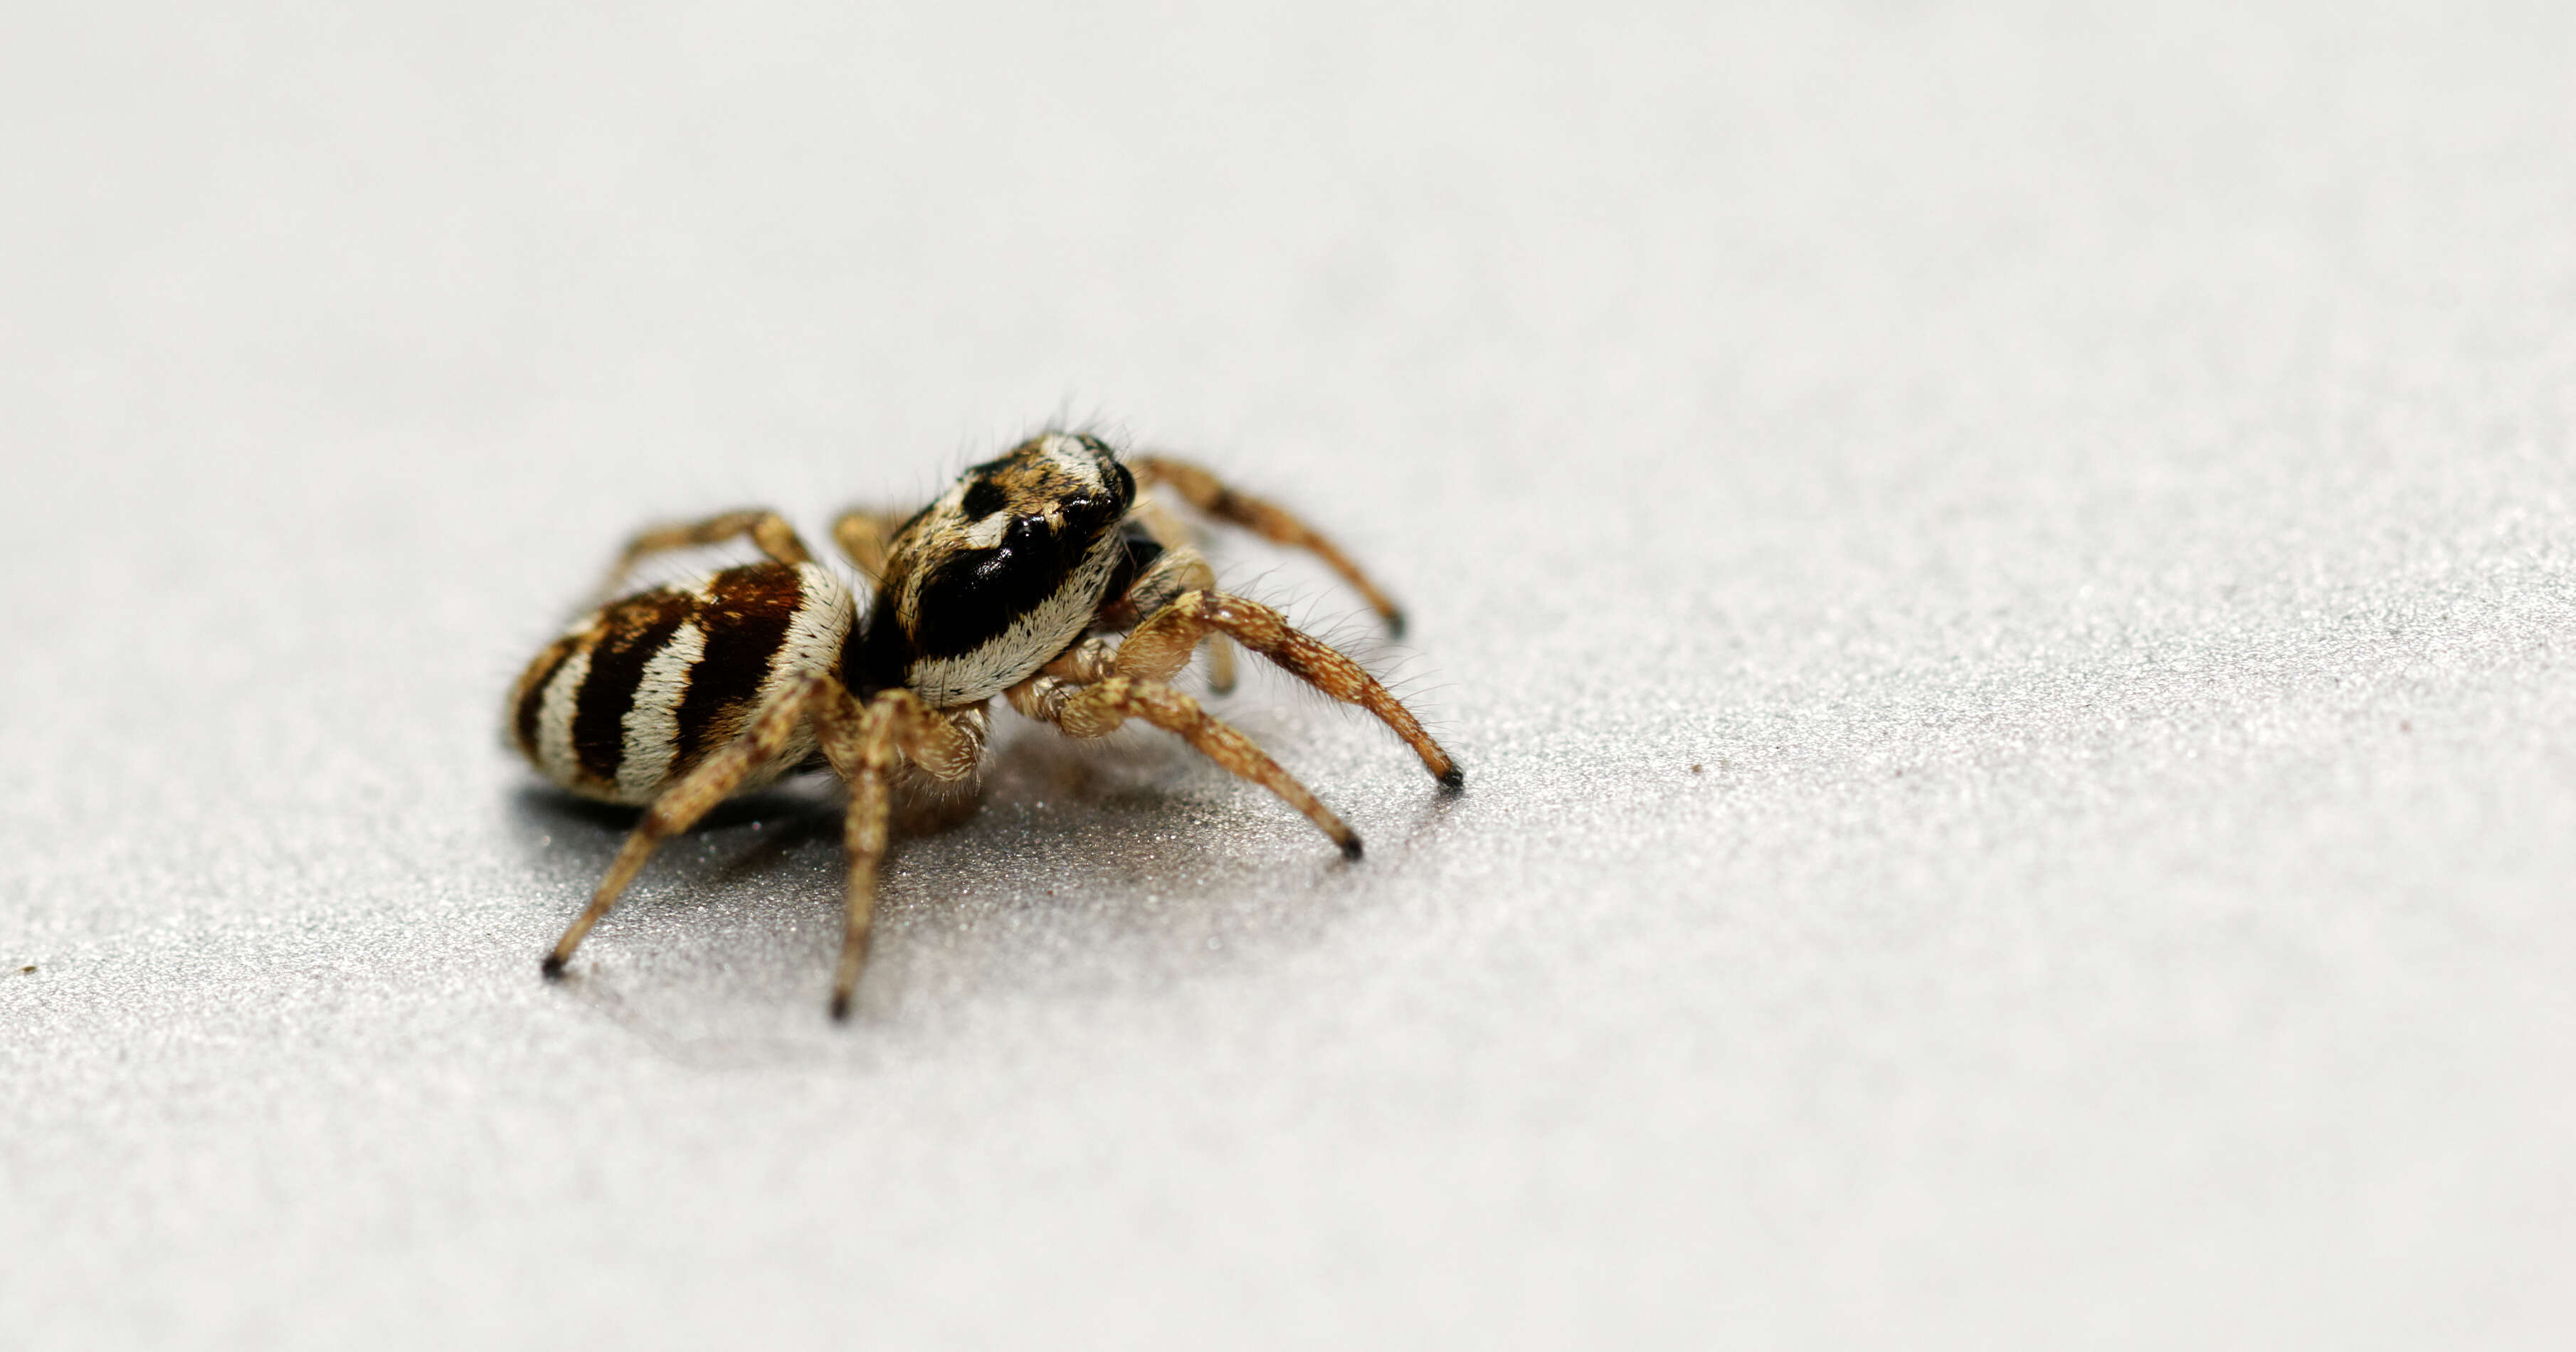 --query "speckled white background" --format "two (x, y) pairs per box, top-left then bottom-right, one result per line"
(6, 3), (2573, 1347)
